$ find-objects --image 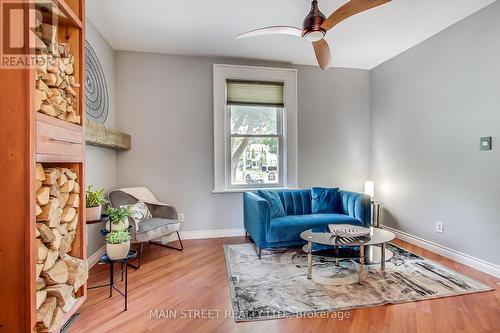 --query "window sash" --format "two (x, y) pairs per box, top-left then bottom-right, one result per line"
(225, 106), (285, 189)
